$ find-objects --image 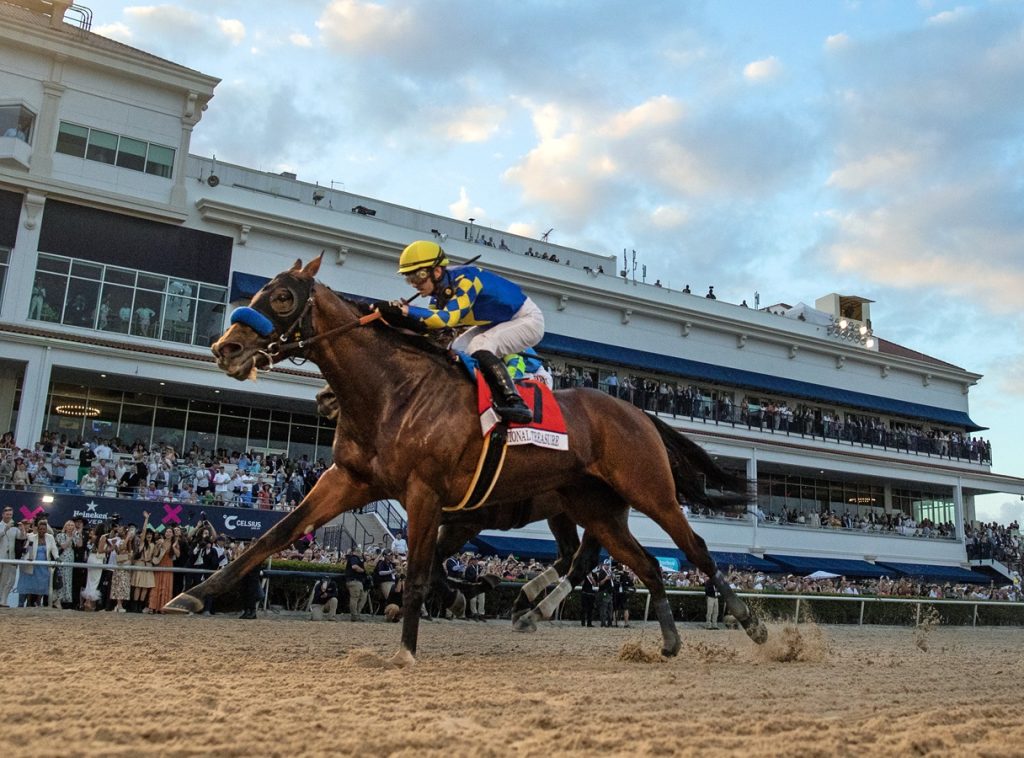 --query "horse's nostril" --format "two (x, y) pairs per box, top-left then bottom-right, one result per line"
(213, 341), (242, 359)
